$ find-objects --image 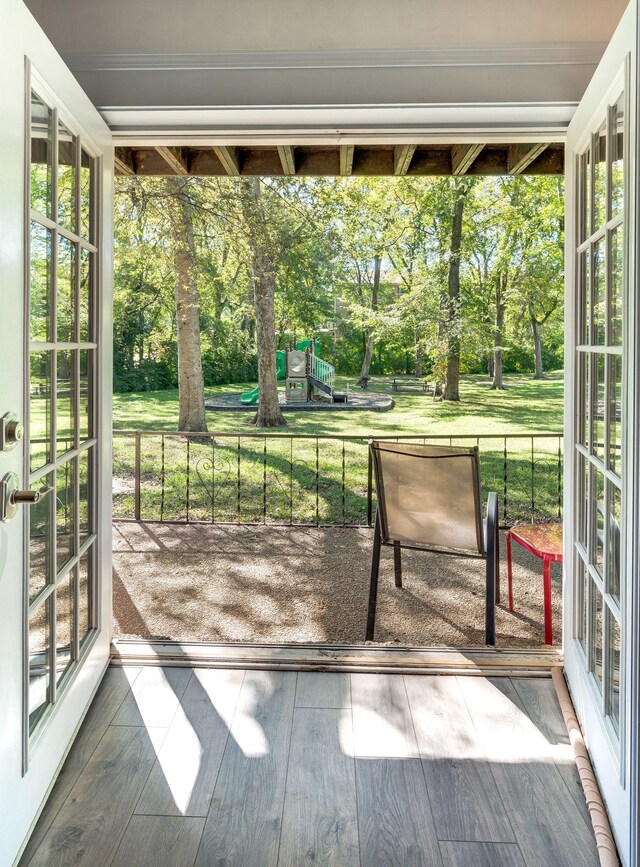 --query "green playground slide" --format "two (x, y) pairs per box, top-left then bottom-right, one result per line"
(241, 350), (286, 404)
